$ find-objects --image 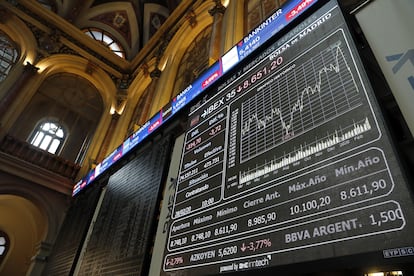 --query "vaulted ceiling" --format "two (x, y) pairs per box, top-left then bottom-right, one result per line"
(37, 0), (181, 60)
(4, 0), (363, 89)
